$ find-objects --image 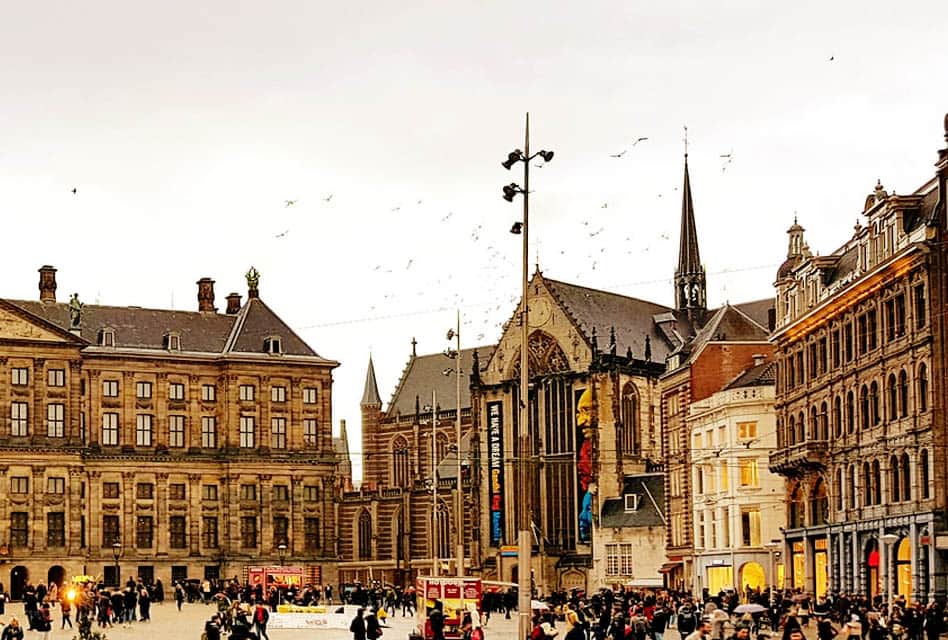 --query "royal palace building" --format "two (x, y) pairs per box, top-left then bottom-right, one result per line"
(0, 266), (339, 597)
(769, 114), (948, 601)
